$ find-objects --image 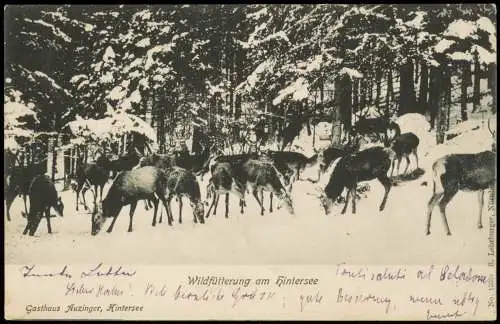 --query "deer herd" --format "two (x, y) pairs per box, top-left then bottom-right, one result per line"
(4, 117), (497, 238)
